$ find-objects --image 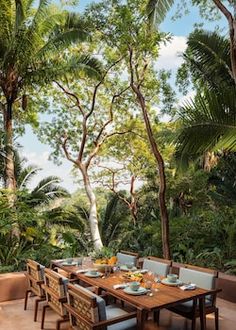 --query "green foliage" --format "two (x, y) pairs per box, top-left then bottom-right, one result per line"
(89, 246), (115, 260)
(176, 30), (236, 167)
